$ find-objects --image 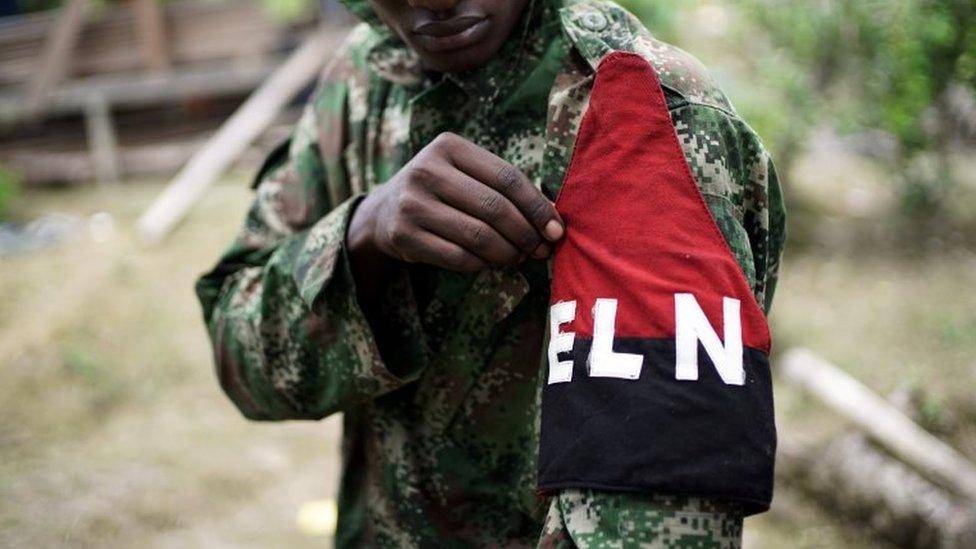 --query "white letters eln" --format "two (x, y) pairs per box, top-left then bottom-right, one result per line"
(546, 294), (745, 386)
